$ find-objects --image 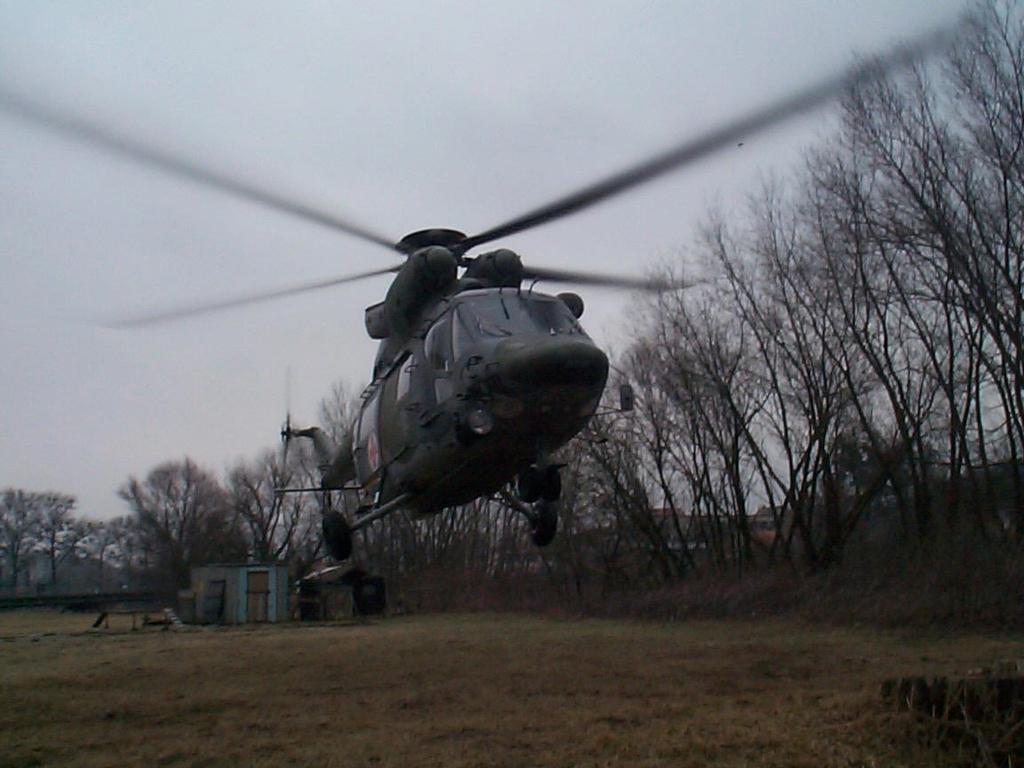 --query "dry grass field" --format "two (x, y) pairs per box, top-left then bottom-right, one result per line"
(1, 610), (1021, 768)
